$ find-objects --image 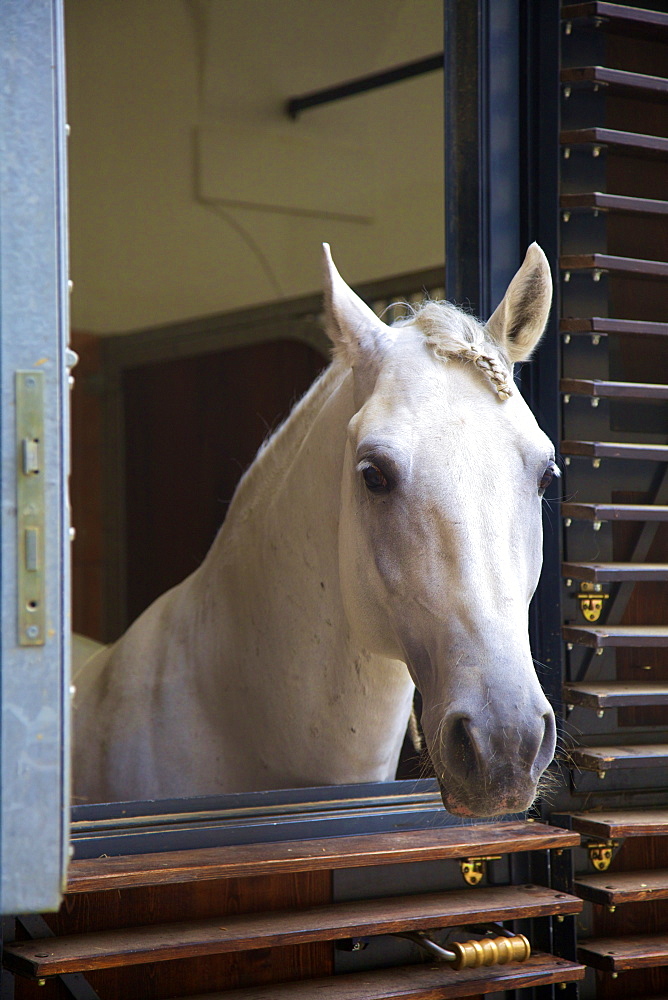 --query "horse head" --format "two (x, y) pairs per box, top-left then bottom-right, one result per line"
(324, 244), (557, 817)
